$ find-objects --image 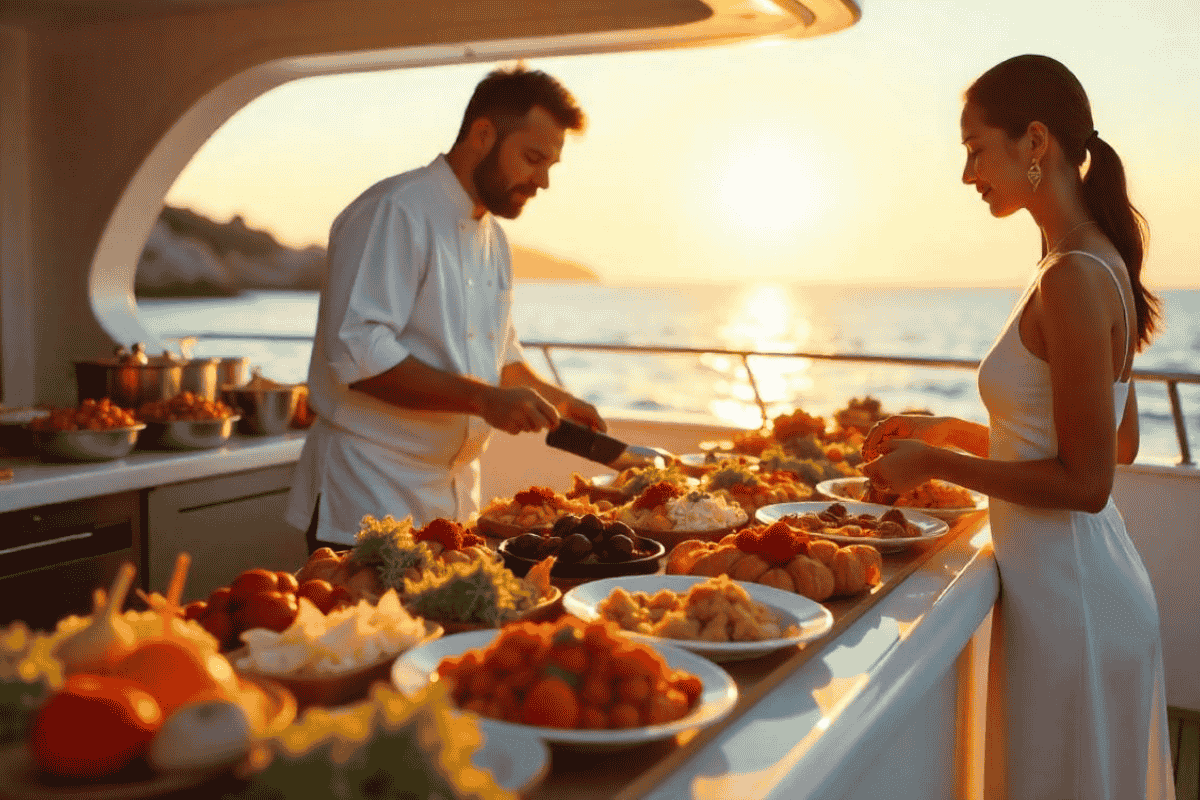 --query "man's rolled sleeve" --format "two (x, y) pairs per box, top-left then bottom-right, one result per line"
(327, 198), (425, 385)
